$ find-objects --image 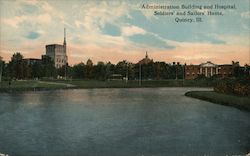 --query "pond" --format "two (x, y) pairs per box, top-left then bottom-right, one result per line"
(0, 88), (249, 156)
